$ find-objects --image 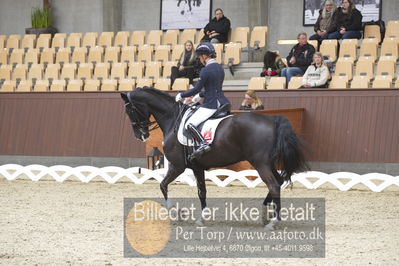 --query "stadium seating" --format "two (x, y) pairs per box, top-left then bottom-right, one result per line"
(98, 32), (114, 47)
(50, 79), (66, 92)
(180, 29), (196, 44)
(101, 79), (118, 91)
(385, 20), (399, 38)
(350, 76), (370, 89)
(363, 25), (381, 43)
(130, 31), (146, 47)
(232, 27), (249, 48)
(372, 75), (393, 88)
(248, 77), (266, 90)
(171, 78), (189, 90)
(66, 32), (82, 49)
(154, 78), (171, 91)
(163, 30), (179, 46)
(288, 76), (303, 89)
(249, 26), (267, 49)
(82, 32), (98, 48)
(320, 39), (338, 61)
(339, 39), (358, 59)
(114, 31), (129, 47)
(267, 77), (286, 89)
(329, 76), (348, 89)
